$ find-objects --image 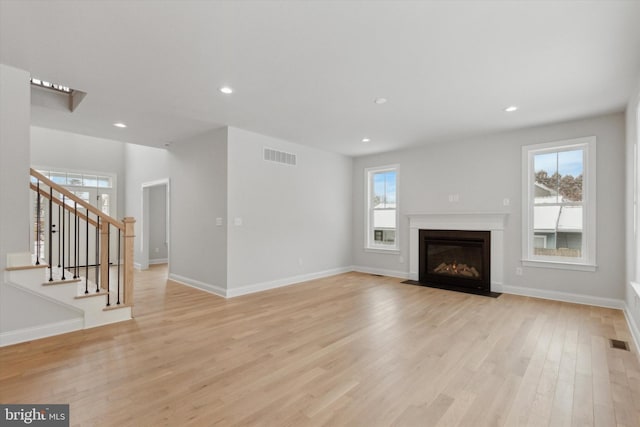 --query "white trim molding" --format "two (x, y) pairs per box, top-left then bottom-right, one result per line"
(351, 265), (409, 279)
(365, 164), (400, 252)
(168, 273), (226, 298)
(626, 281), (640, 358)
(169, 267), (353, 299)
(406, 212), (509, 288)
(227, 267), (352, 298)
(0, 318), (83, 347)
(624, 304), (640, 360)
(499, 283), (624, 310)
(521, 136), (596, 270)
